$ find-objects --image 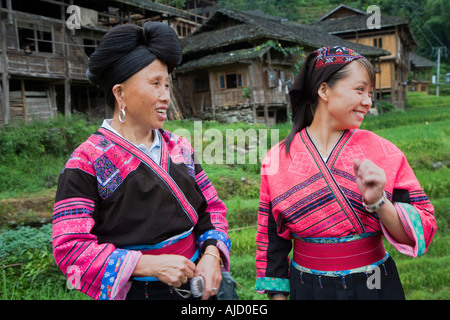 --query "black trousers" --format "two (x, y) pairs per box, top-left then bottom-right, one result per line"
(290, 256), (405, 300)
